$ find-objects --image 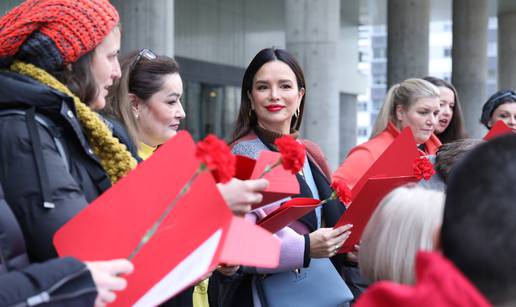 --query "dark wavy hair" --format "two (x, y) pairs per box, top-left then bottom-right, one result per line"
(230, 48), (306, 144)
(423, 76), (468, 143)
(104, 49), (180, 146)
